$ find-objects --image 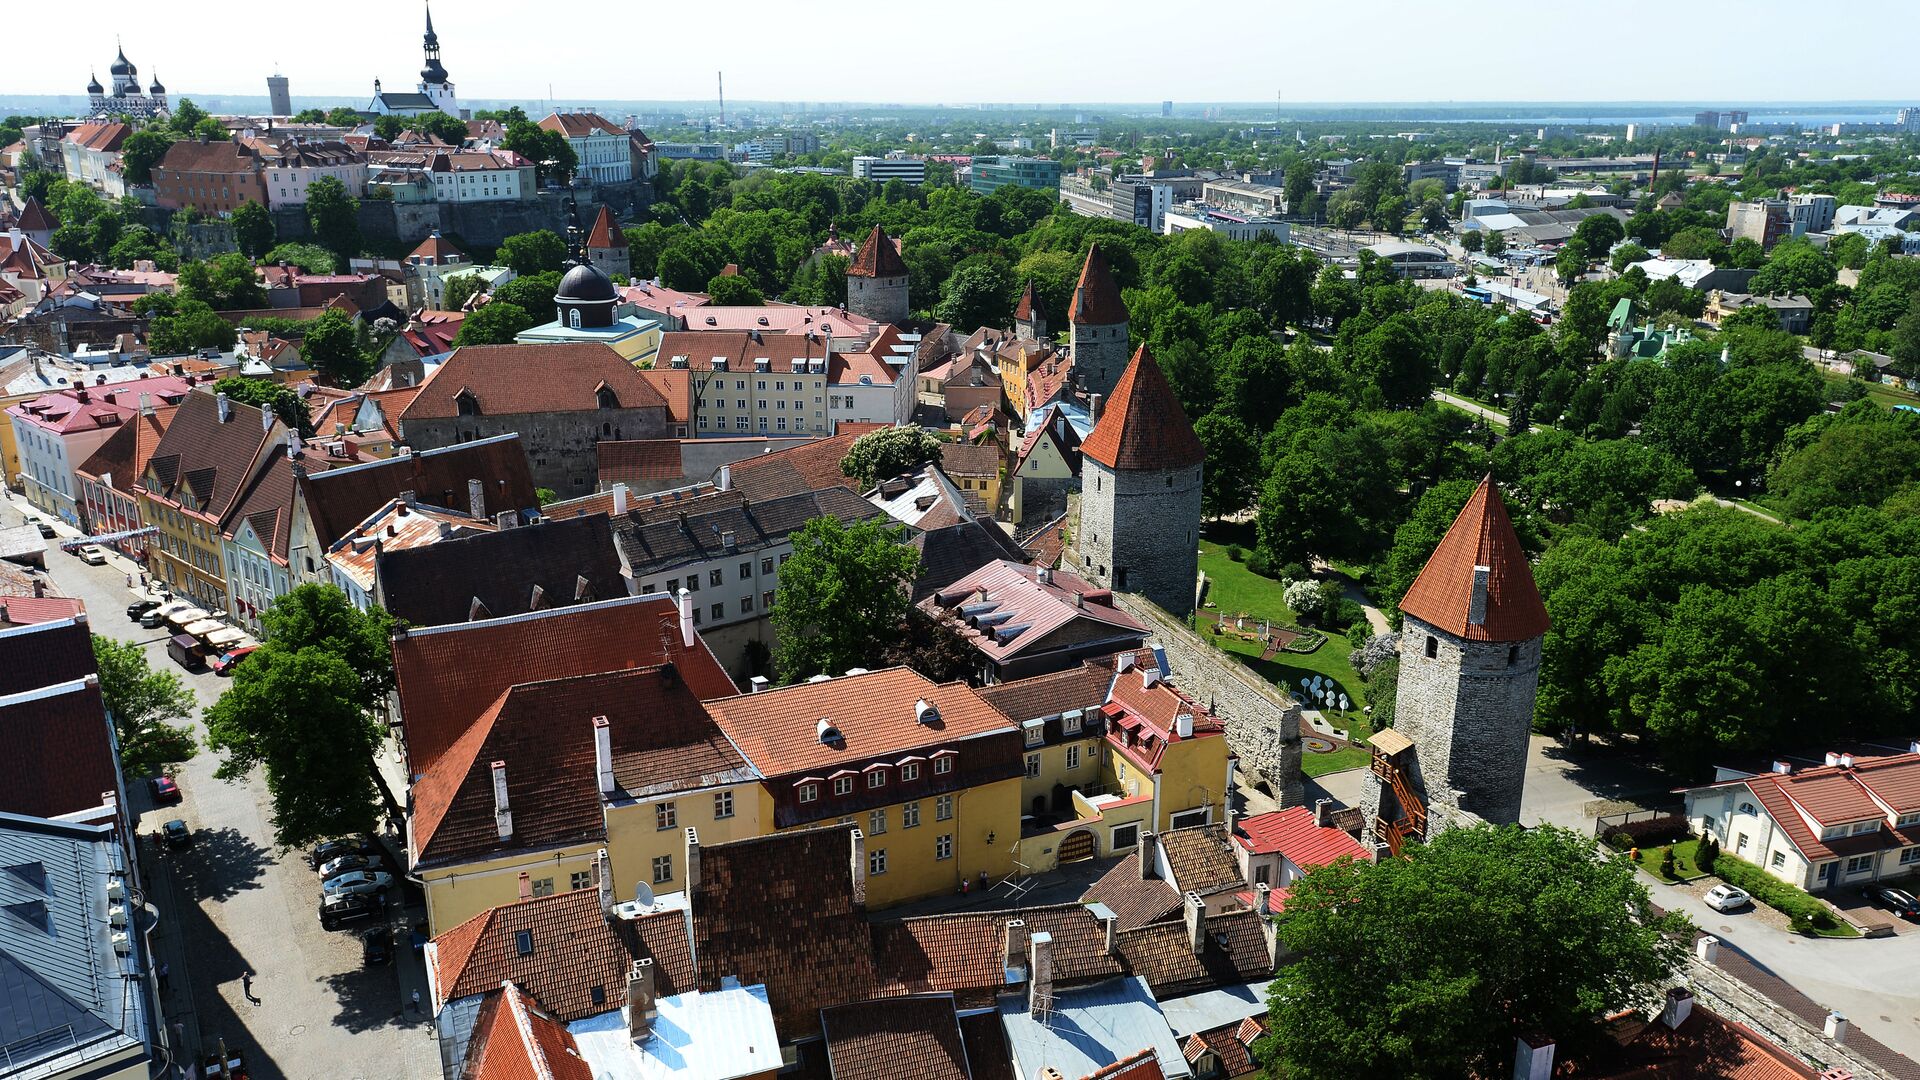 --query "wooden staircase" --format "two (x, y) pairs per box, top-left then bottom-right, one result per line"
(1370, 746), (1427, 860)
